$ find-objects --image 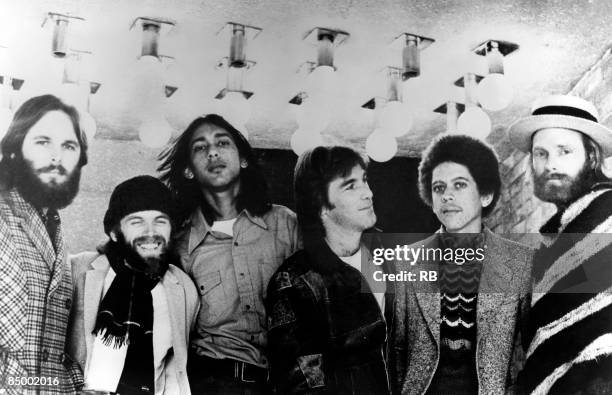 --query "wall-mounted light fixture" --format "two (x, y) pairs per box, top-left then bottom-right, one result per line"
(433, 100), (466, 133)
(289, 27), (349, 156)
(474, 39), (519, 111)
(0, 73), (24, 141)
(129, 16), (176, 148)
(455, 73), (491, 139)
(42, 12), (85, 58)
(56, 49), (100, 141)
(391, 32), (435, 80)
(214, 22), (261, 137)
